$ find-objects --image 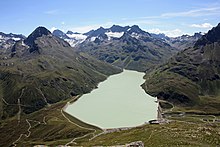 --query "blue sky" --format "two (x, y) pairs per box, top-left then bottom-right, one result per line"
(0, 0), (220, 37)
